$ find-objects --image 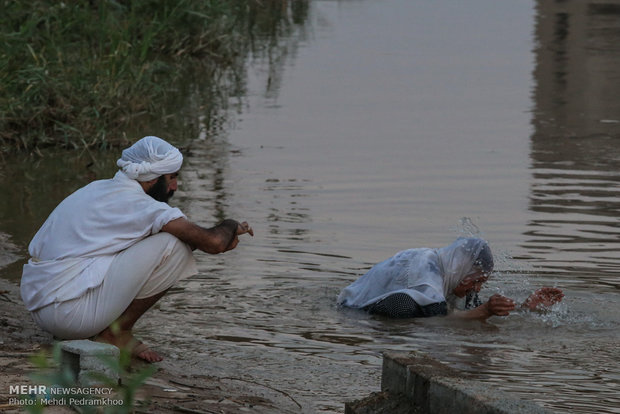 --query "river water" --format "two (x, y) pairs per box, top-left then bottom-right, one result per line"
(1, 0), (619, 413)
